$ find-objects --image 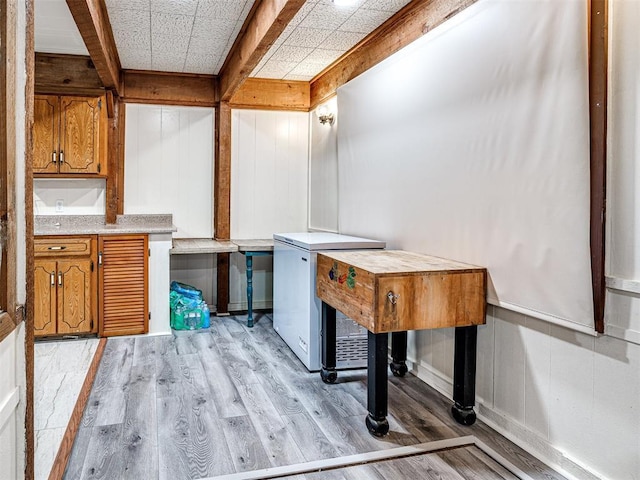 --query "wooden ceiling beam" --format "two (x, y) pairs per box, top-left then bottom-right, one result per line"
(218, 0), (306, 102)
(121, 70), (217, 107)
(66, 0), (121, 94)
(230, 78), (310, 111)
(310, 0), (478, 108)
